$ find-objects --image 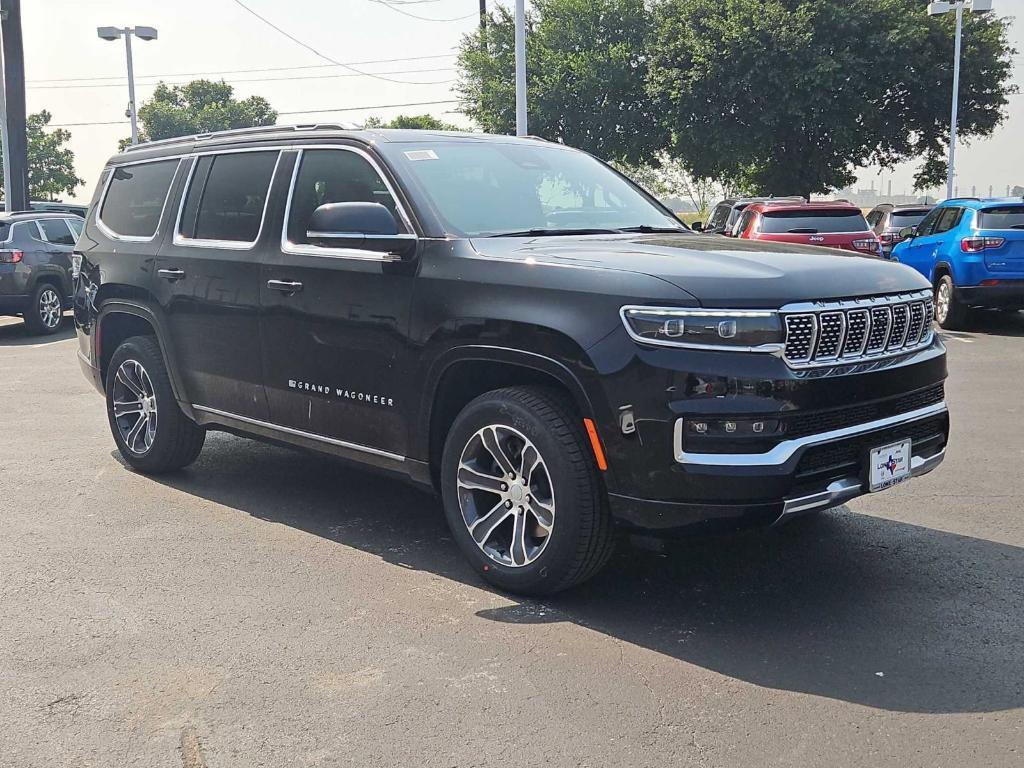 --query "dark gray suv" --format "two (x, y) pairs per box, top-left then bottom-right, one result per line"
(0, 211), (82, 334)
